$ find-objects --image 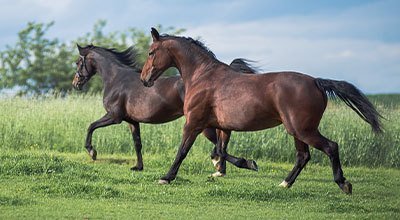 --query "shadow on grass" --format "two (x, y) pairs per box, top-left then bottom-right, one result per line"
(31, 182), (123, 199)
(93, 158), (131, 165)
(206, 186), (316, 202)
(0, 196), (35, 206)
